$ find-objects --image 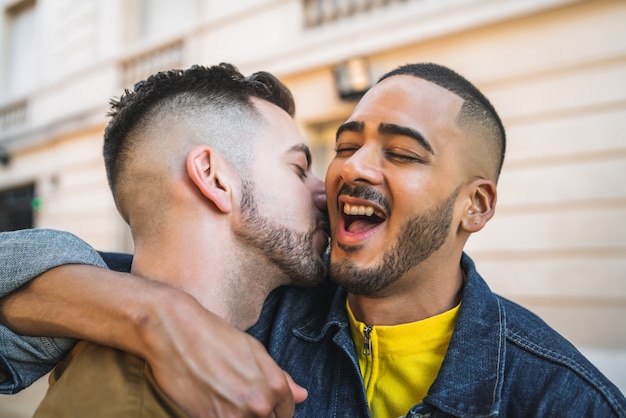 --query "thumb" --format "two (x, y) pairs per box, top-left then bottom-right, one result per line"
(284, 372), (308, 403)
